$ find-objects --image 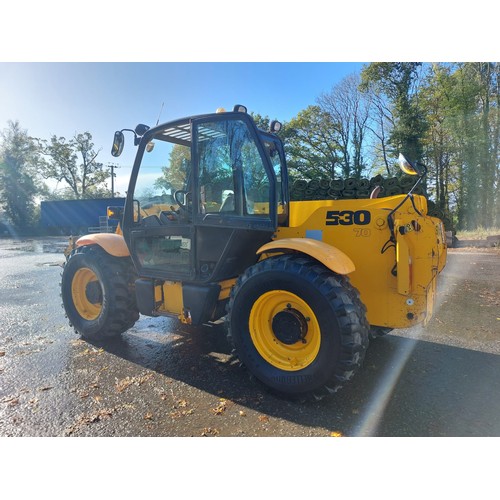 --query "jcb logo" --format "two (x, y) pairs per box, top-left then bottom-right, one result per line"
(326, 210), (371, 226)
